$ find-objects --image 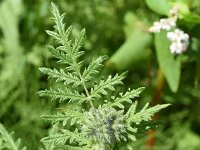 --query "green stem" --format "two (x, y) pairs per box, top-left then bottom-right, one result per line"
(72, 58), (94, 108)
(81, 78), (95, 108)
